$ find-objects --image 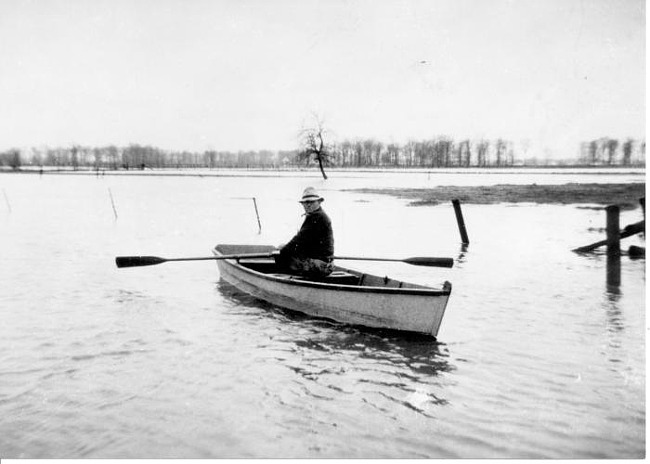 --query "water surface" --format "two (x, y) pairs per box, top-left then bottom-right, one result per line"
(0, 169), (644, 458)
